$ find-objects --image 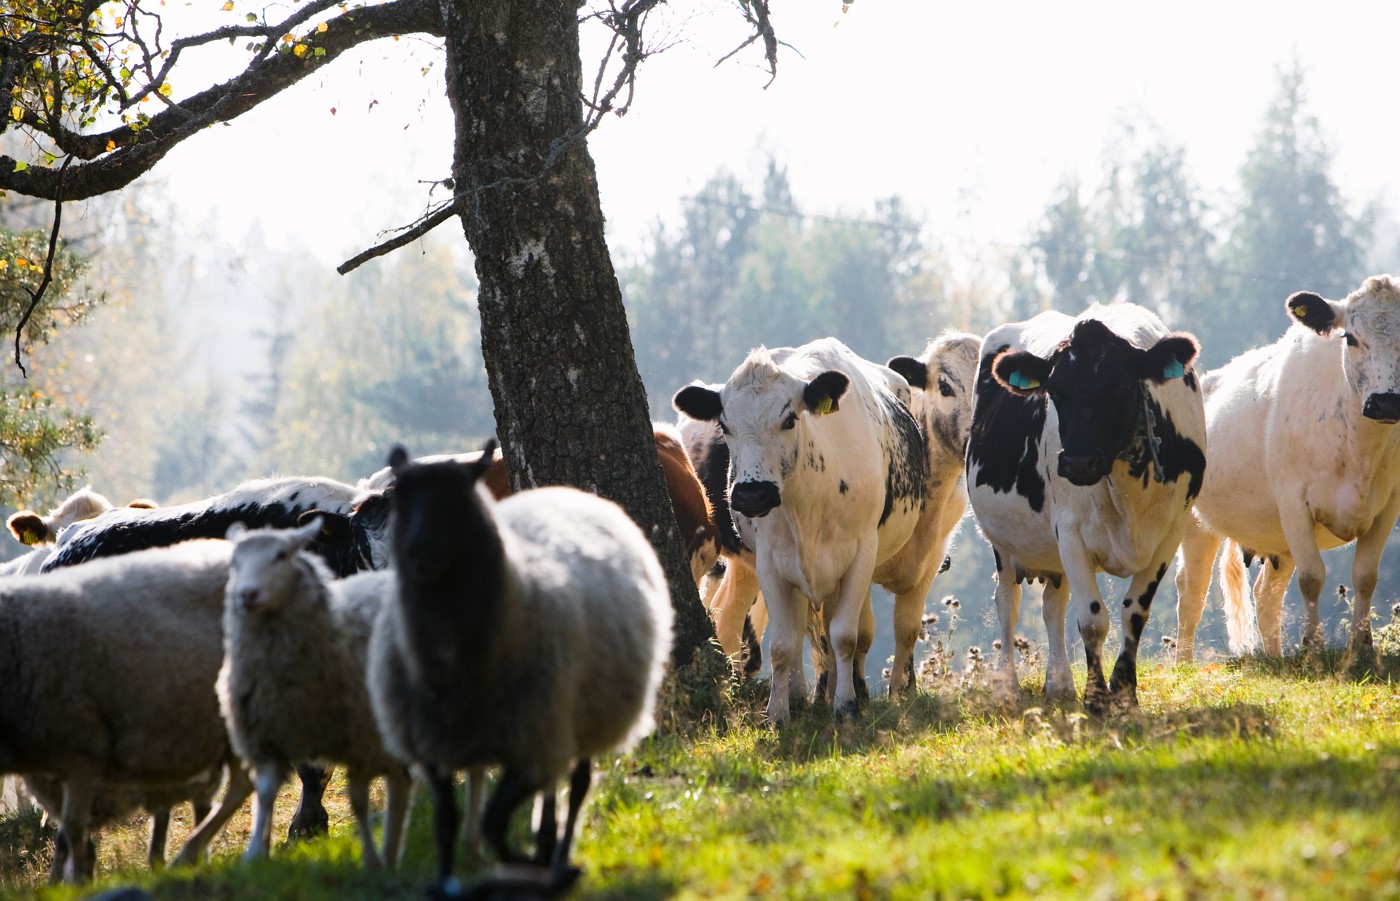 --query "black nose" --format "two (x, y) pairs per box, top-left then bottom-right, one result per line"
(1058, 450), (1109, 486)
(1363, 392), (1400, 424)
(730, 480), (781, 517)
